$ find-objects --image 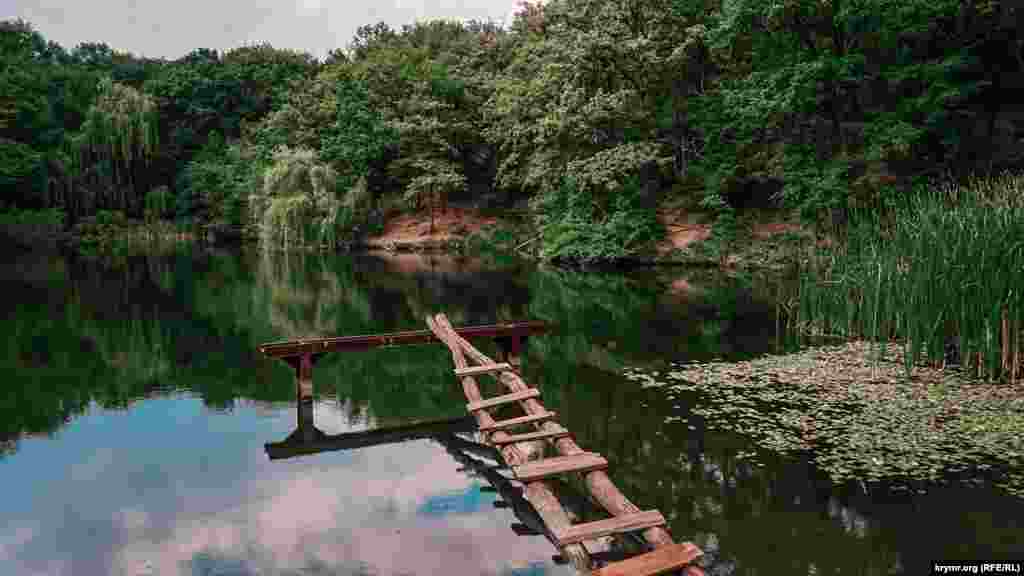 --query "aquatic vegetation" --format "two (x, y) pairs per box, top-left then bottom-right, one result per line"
(626, 341), (1024, 497)
(796, 172), (1024, 381)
